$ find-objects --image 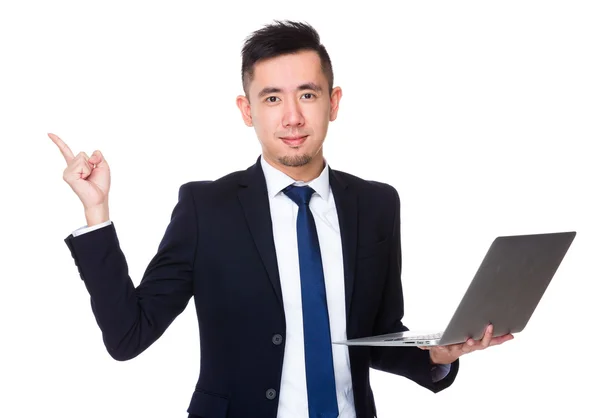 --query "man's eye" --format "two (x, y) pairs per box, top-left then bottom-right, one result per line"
(302, 93), (314, 99)
(266, 96), (279, 103)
